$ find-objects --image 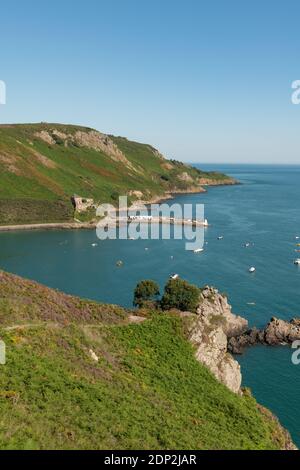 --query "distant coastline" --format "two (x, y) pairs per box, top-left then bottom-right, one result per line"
(0, 180), (237, 233)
